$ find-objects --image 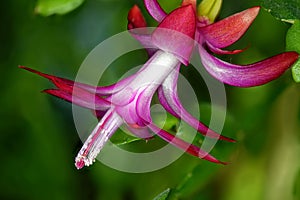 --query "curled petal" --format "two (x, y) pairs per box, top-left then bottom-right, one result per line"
(199, 46), (299, 87)
(144, 0), (167, 22)
(158, 67), (235, 142)
(198, 6), (260, 48)
(148, 123), (227, 164)
(136, 89), (153, 125)
(157, 87), (180, 117)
